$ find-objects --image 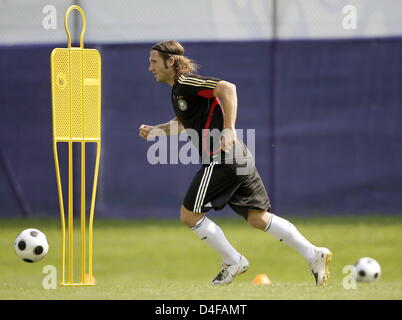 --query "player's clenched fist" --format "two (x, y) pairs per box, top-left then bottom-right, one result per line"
(221, 128), (237, 152)
(139, 124), (155, 139)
